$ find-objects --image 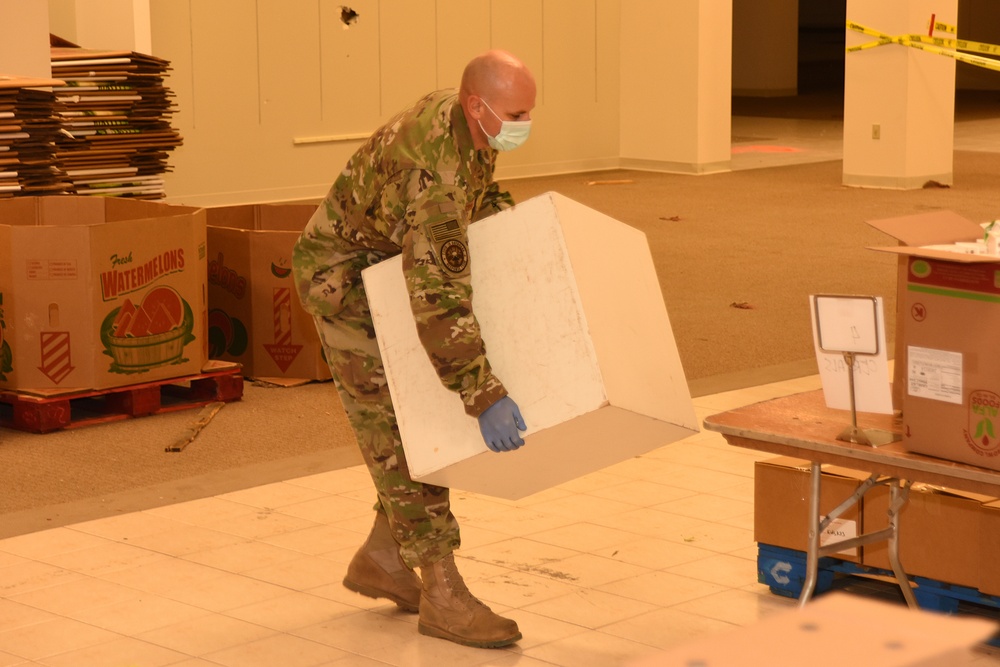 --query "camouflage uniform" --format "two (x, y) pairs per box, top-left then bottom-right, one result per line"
(292, 89), (514, 569)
